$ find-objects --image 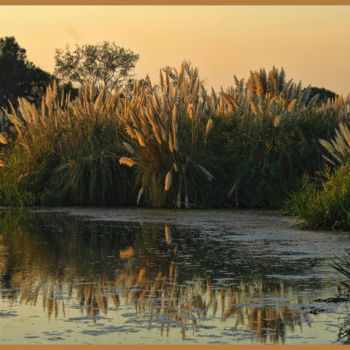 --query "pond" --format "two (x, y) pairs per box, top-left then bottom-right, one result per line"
(0, 208), (350, 344)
